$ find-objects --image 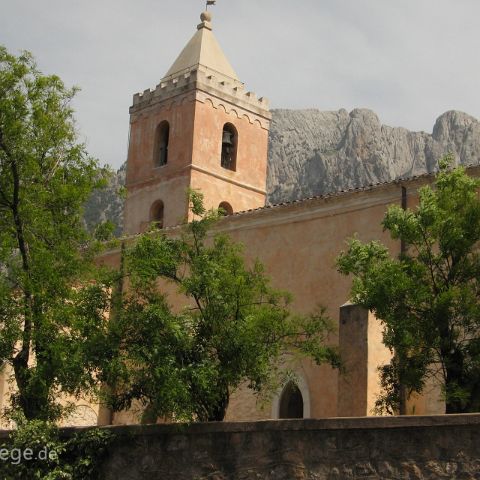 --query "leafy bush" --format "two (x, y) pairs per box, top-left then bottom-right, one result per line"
(0, 415), (112, 480)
